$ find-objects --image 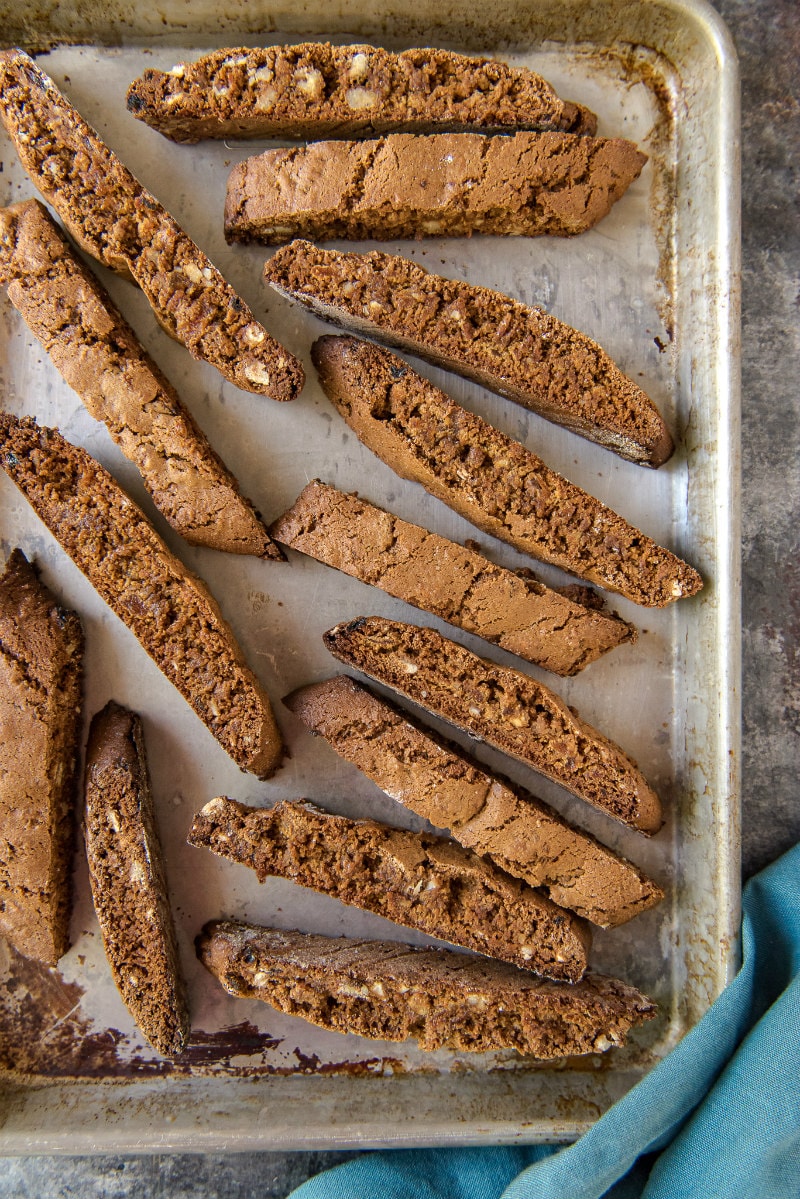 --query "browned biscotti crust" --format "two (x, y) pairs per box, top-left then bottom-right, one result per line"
(270, 481), (635, 675)
(0, 199), (281, 559)
(324, 617), (662, 834)
(0, 550), (83, 965)
(0, 415), (283, 779)
(189, 797), (591, 981)
(197, 921), (656, 1057)
(312, 336), (703, 608)
(284, 677), (663, 928)
(85, 702), (189, 1057)
(126, 43), (596, 143)
(264, 241), (673, 467)
(225, 131), (647, 244)
(0, 49), (304, 401)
